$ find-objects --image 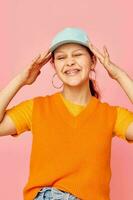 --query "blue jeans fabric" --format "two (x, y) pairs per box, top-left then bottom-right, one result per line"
(34, 187), (80, 200)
